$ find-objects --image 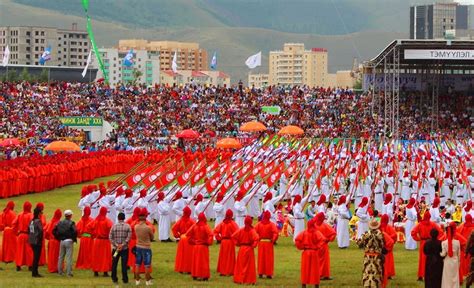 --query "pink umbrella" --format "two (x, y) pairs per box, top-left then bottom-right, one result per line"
(176, 129), (200, 140)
